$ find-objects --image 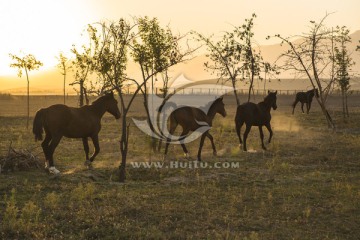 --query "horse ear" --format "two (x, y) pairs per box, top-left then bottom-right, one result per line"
(268, 90), (270, 94)
(275, 90), (278, 95)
